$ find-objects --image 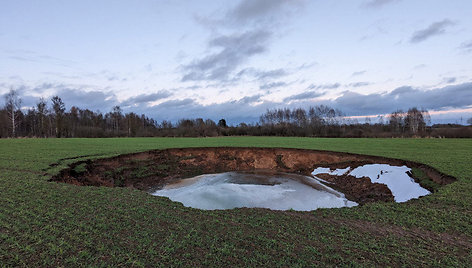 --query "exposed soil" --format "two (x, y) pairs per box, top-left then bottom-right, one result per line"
(51, 147), (456, 205)
(315, 173), (395, 203)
